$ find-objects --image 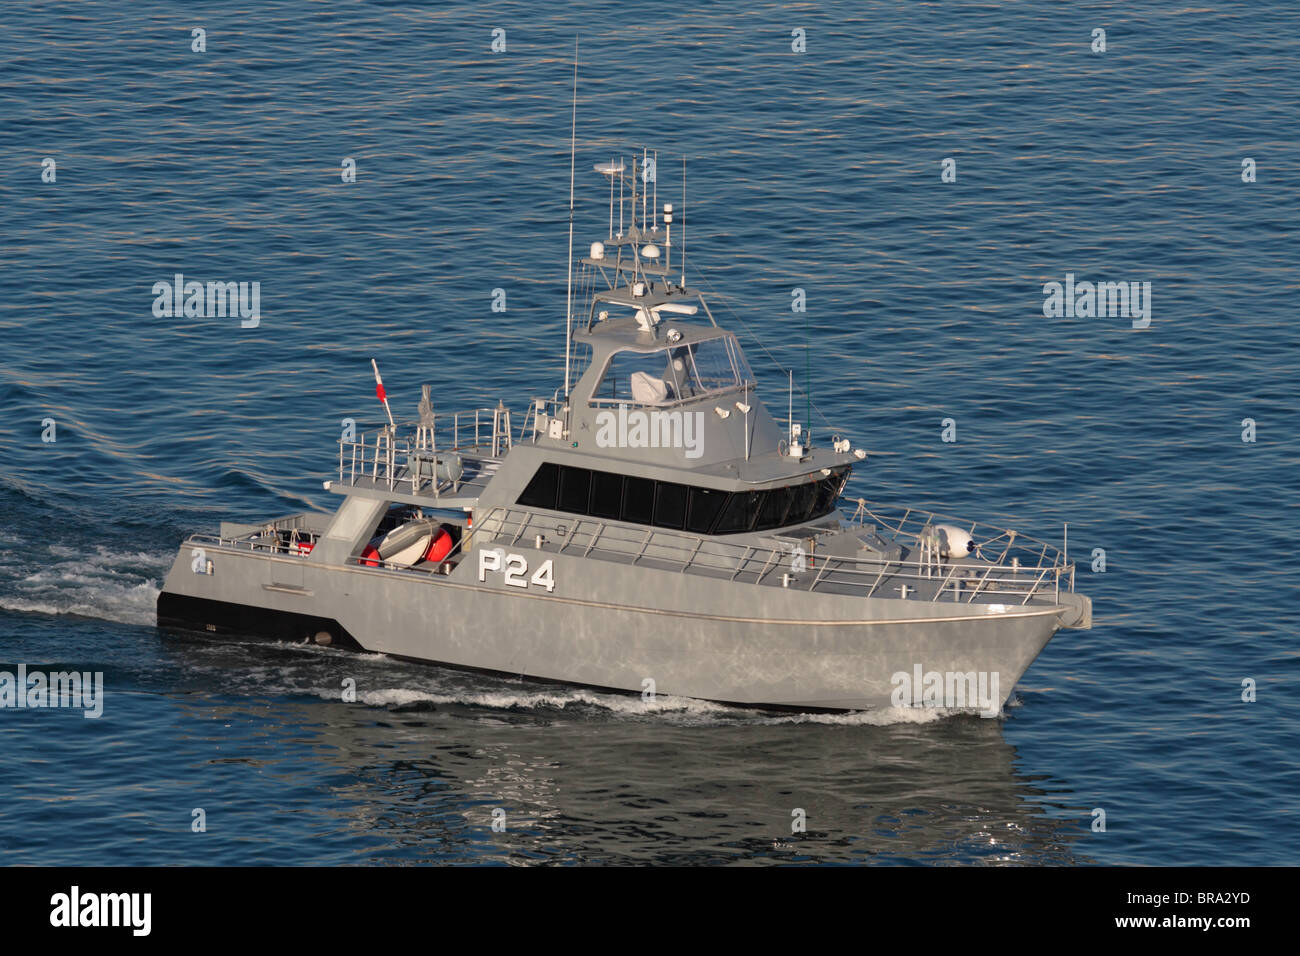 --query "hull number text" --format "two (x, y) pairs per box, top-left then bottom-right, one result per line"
(478, 549), (555, 592)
